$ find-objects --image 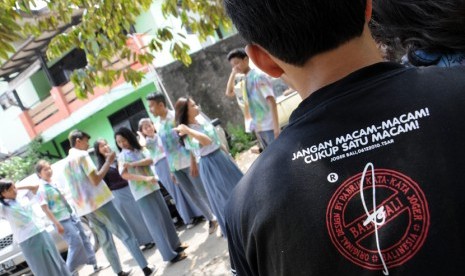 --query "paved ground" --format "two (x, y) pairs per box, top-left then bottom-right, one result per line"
(78, 149), (259, 276)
